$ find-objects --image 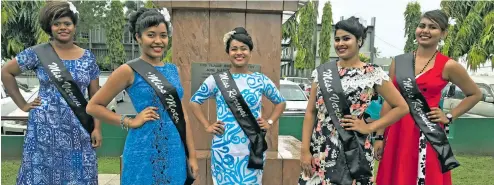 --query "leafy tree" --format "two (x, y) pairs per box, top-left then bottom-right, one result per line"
(282, 15), (298, 47)
(105, 0), (126, 70)
(359, 53), (370, 63)
(72, 0), (108, 36)
(144, 0), (155, 8)
(319, 1), (333, 64)
(1, 1), (48, 60)
(295, 1), (317, 69)
(403, 2), (421, 53)
(441, 1), (494, 70)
